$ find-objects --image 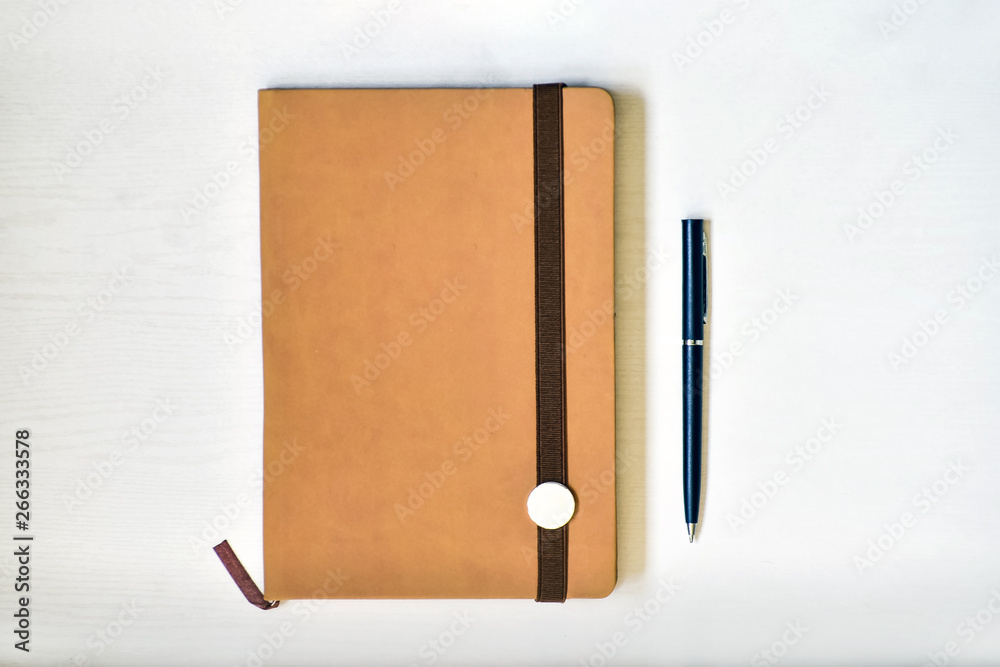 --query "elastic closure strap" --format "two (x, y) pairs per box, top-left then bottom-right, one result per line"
(533, 82), (568, 603)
